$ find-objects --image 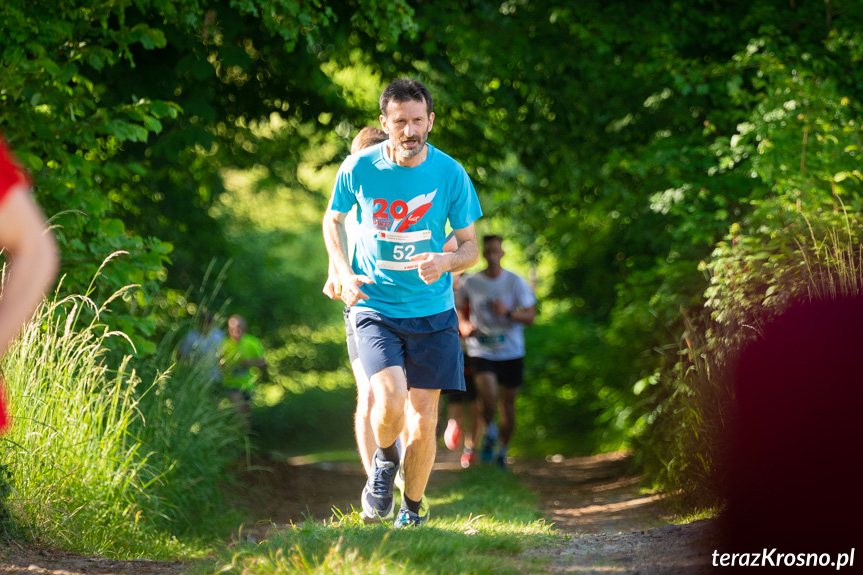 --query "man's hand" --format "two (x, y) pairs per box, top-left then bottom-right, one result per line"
(323, 267), (341, 300)
(339, 274), (374, 306)
(410, 252), (449, 285)
(459, 319), (477, 338)
(491, 299), (509, 318)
